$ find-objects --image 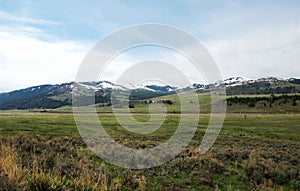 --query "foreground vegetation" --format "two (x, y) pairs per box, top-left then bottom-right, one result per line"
(0, 111), (299, 190)
(1, 133), (299, 190)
